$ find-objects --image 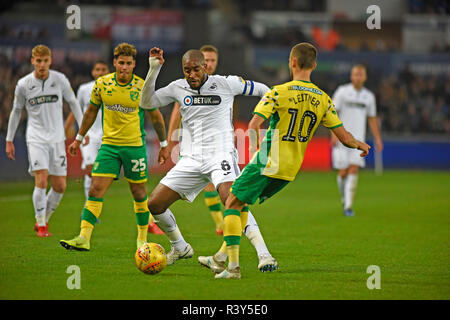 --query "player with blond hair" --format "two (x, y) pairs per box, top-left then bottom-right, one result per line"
(6, 44), (84, 237)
